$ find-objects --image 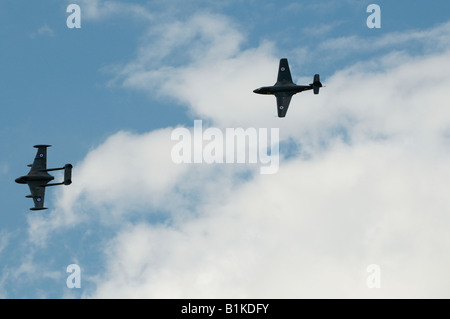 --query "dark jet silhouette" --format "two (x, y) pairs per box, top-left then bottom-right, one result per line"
(15, 145), (72, 211)
(253, 58), (323, 117)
